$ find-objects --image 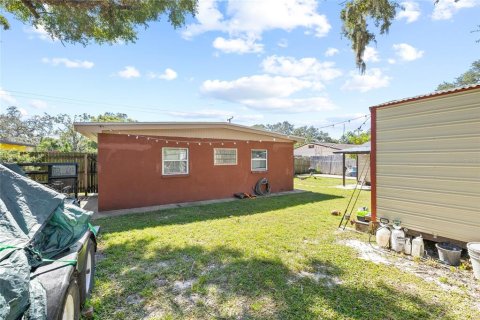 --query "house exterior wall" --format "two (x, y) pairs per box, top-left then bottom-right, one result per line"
(294, 144), (338, 157)
(373, 88), (480, 242)
(0, 143), (33, 151)
(97, 133), (295, 211)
